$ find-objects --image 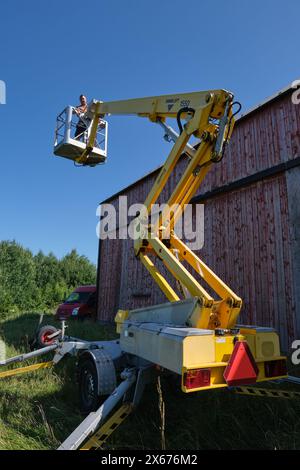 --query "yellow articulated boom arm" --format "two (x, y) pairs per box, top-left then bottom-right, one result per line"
(81, 89), (242, 331)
